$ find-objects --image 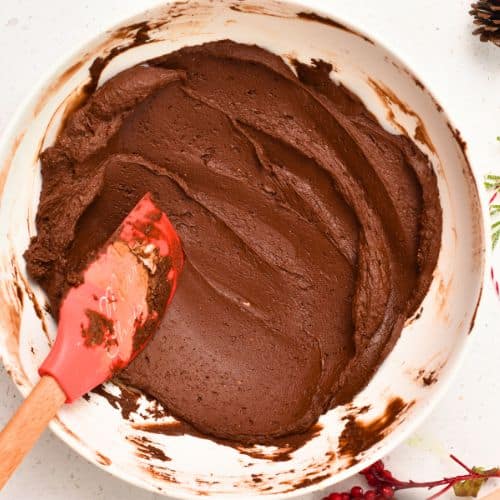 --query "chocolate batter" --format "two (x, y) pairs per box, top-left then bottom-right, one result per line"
(25, 41), (441, 443)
